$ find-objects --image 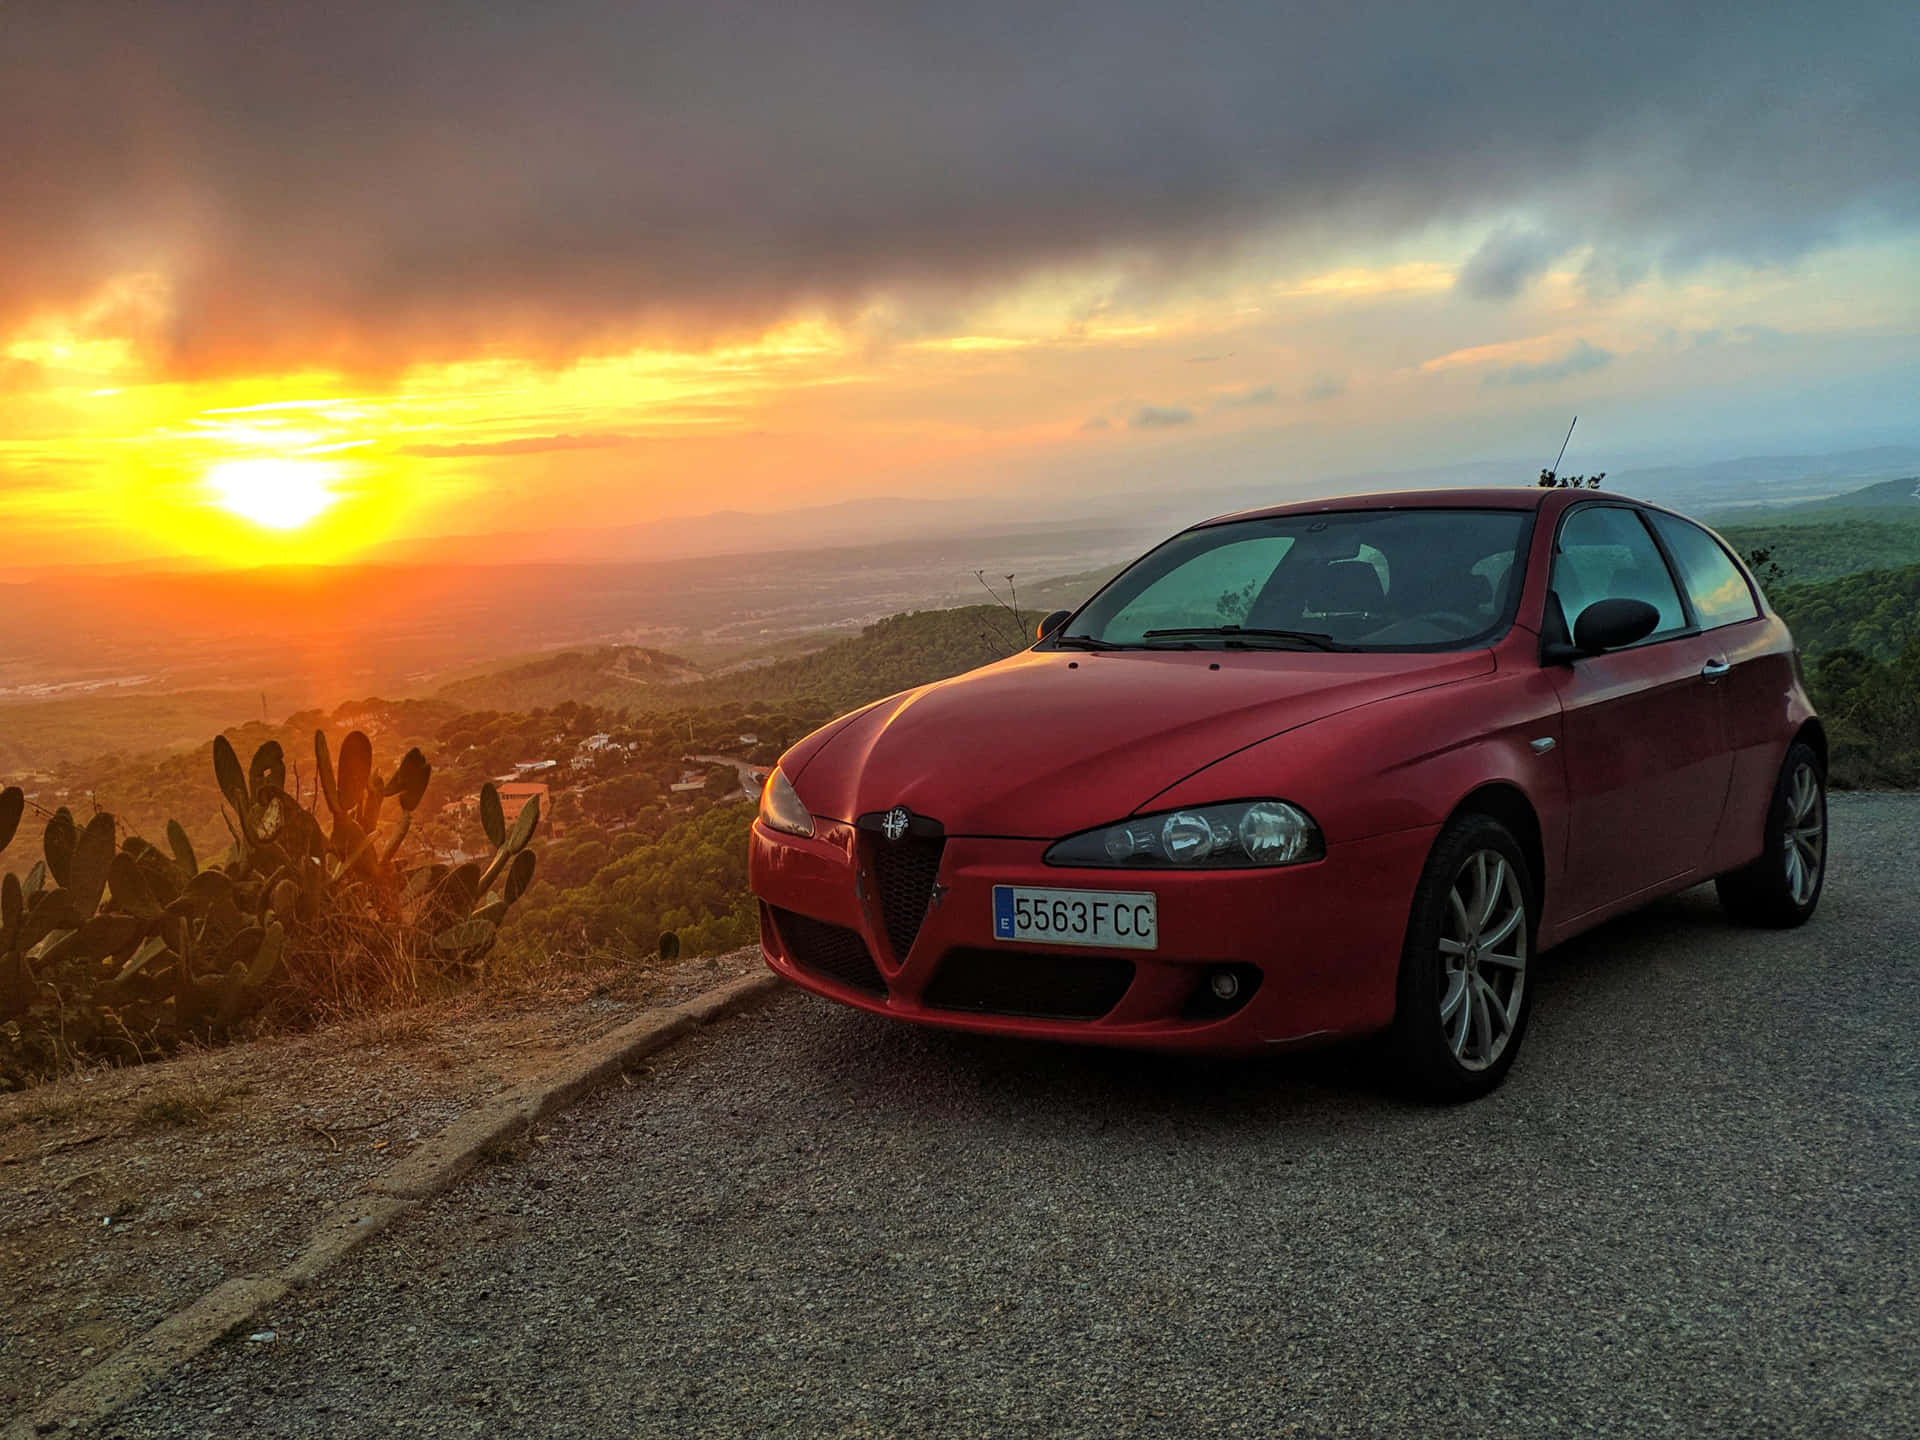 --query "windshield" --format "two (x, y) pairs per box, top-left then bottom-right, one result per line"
(1062, 508), (1531, 652)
